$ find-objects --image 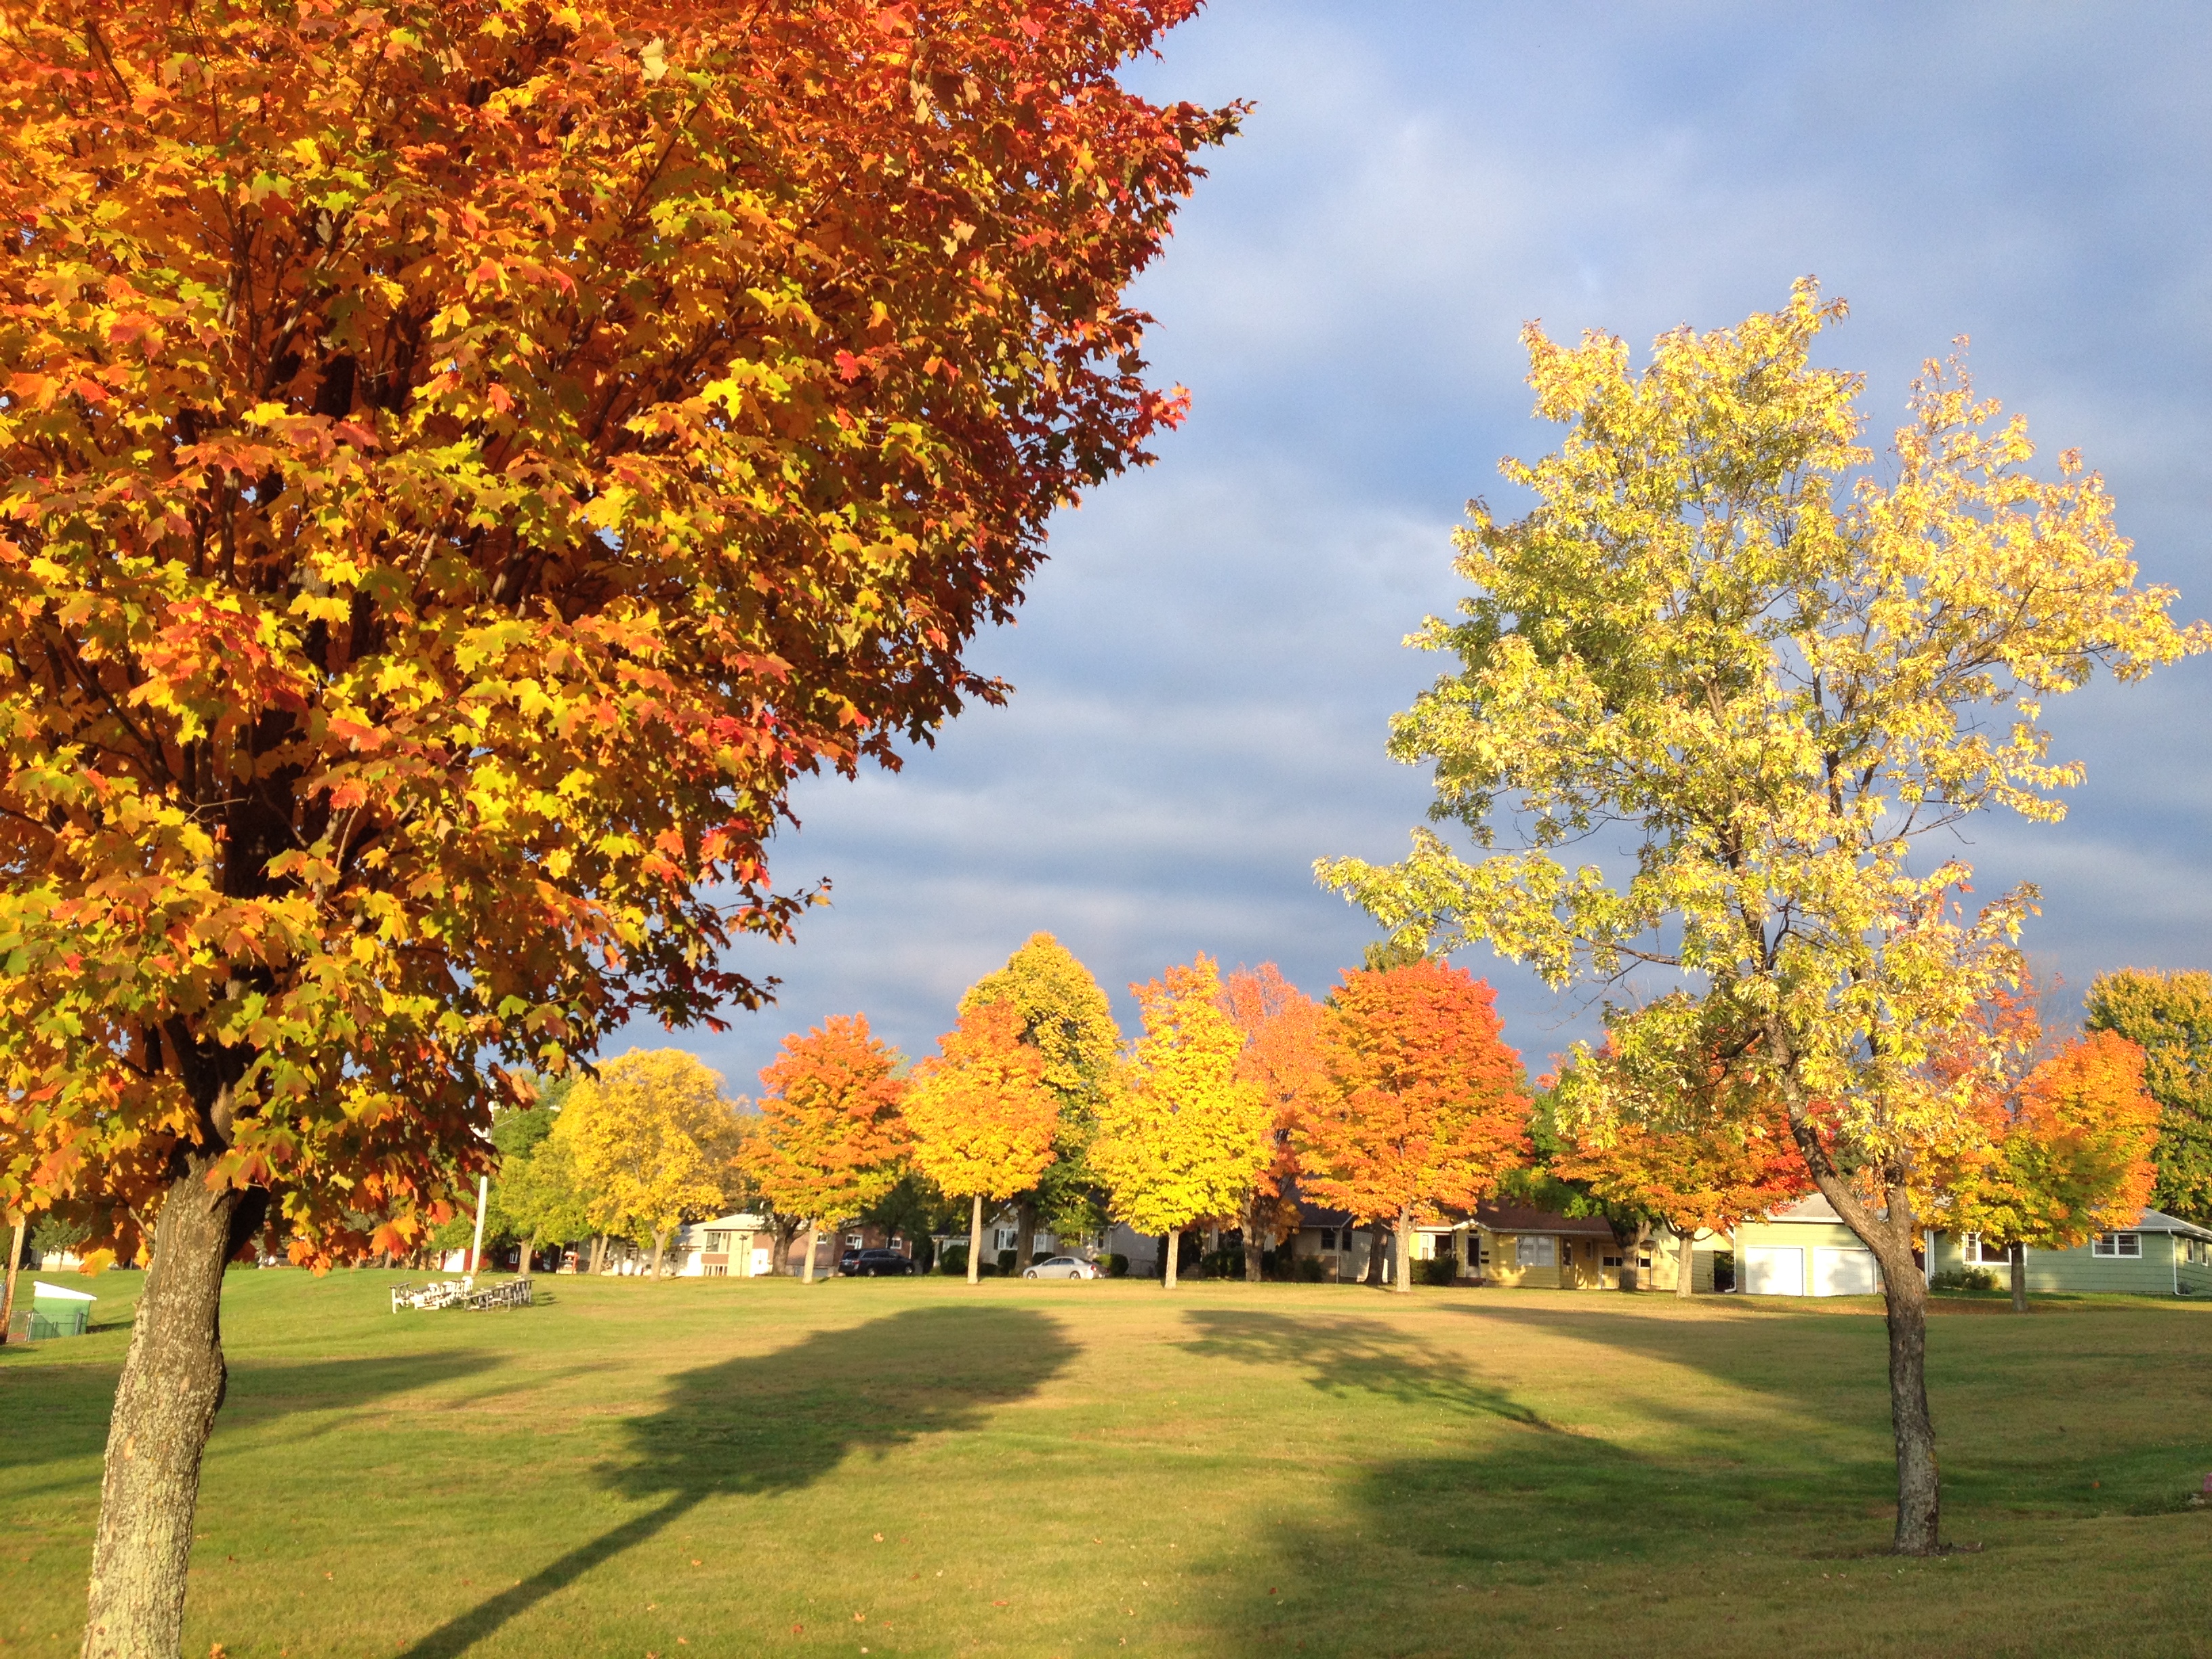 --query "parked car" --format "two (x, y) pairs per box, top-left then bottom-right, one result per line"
(1021, 1255), (1101, 1280)
(844, 1248), (917, 1277)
